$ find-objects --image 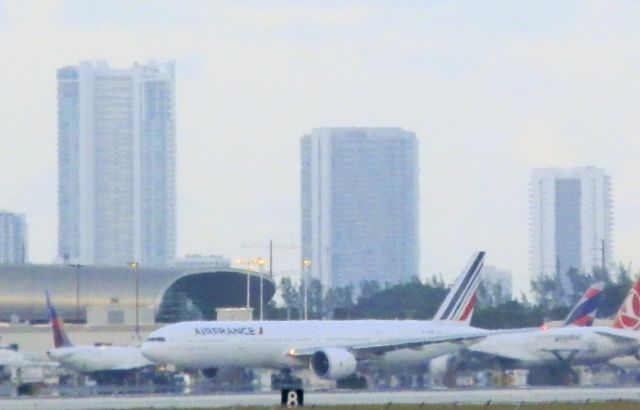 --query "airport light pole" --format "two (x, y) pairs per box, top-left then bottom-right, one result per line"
(302, 259), (311, 320)
(236, 259), (252, 309)
(128, 261), (140, 340)
(257, 257), (266, 321)
(70, 264), (83, 323)
(246, 260), (251, 309)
